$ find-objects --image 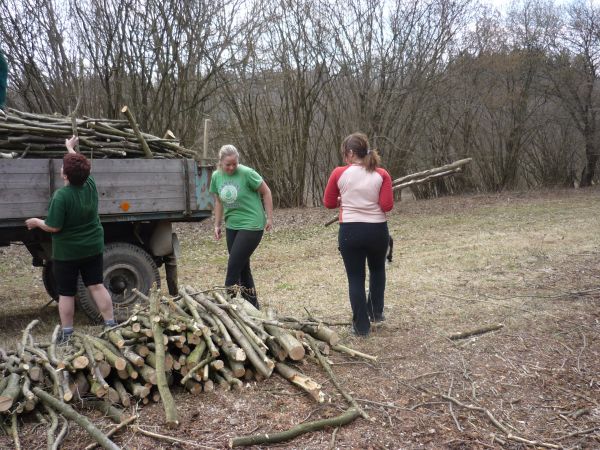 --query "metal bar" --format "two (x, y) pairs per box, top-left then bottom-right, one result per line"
(182, 159), (191, 216)
(48, 159), (55, 197)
